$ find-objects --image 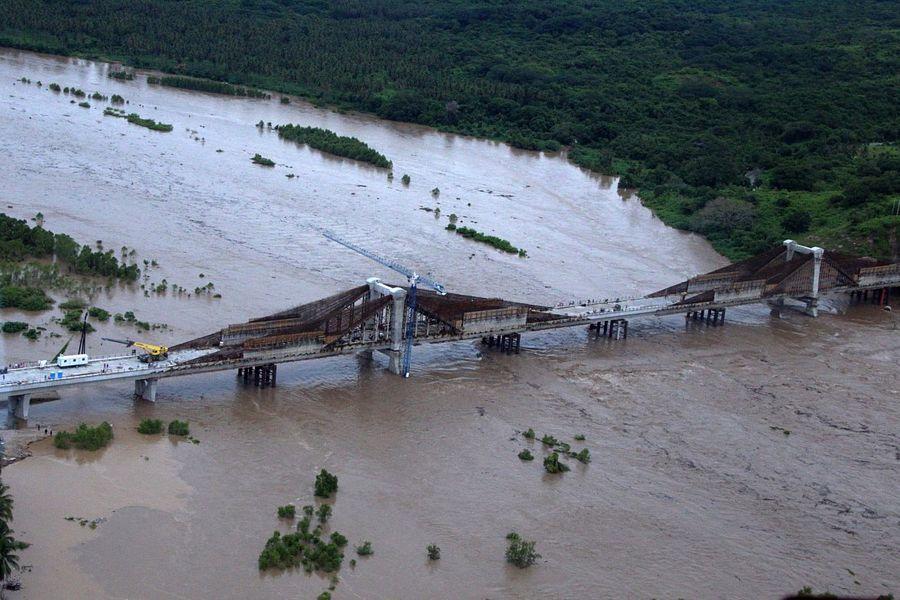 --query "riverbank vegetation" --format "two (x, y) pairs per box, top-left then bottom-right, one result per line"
(275, 125), (391, 168)
(2, 1), (896, 258)
(1, 213), (140, 283)
(446, 225), (525, 256)
(53, 422), (114, 451)
(0, 284), (52, 311)
(150, 74), (269, 99)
